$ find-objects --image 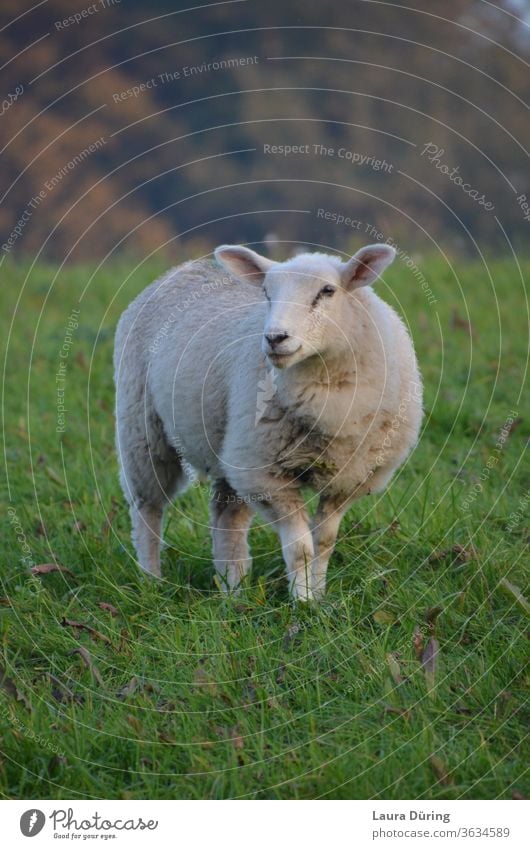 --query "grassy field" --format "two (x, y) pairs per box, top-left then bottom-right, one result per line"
(1, 252), (528, 800)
